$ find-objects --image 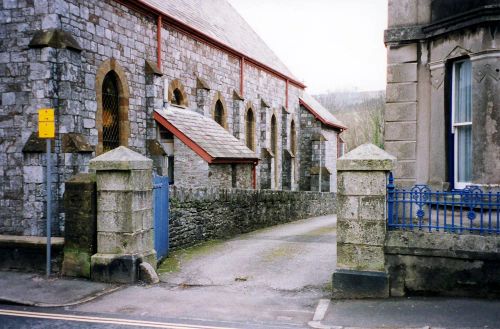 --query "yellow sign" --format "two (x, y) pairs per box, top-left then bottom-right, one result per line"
(39, 108), (54, 122)
(38, 108), (55, 139)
